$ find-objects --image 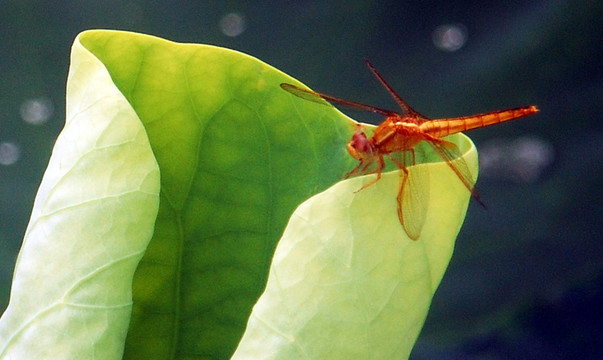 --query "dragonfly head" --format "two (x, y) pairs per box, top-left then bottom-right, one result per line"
(347, 126), (374, 160)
